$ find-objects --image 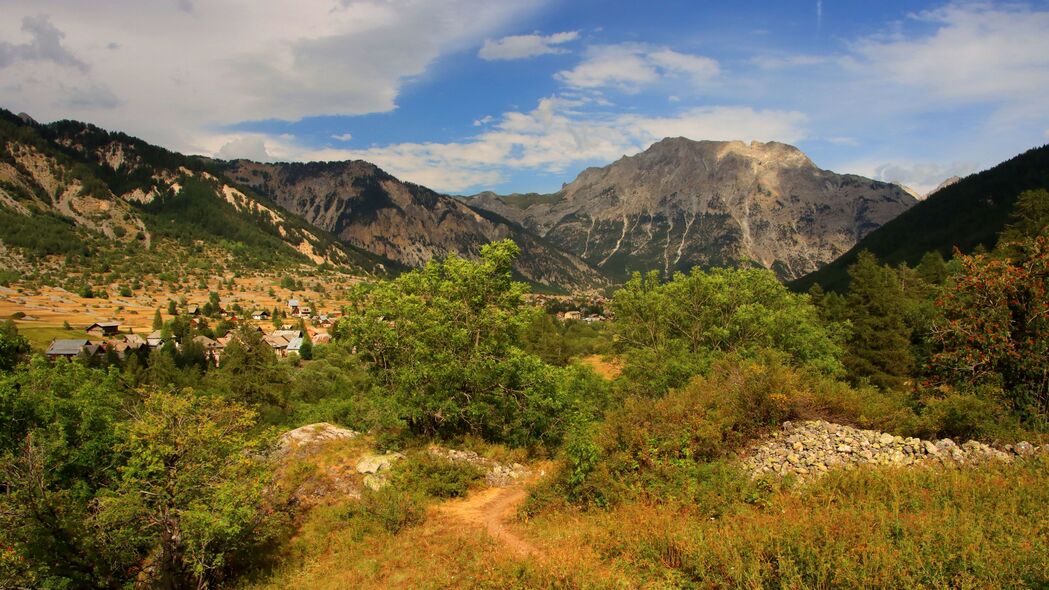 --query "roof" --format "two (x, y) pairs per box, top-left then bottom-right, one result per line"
(251, 309), (270, 316)
(86, 322), (120, 330)
(264, 335), (289, 348)
(272, 329), (301, 340)
(286, 337), (304, 352)
(124, 334), (146, 346)
(187, 304), (199, 313)
(193, 335), (221, 348)
(147, 330), (164, 341)
(288, 299), (300, 307)
(46, 339), (89, 356)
